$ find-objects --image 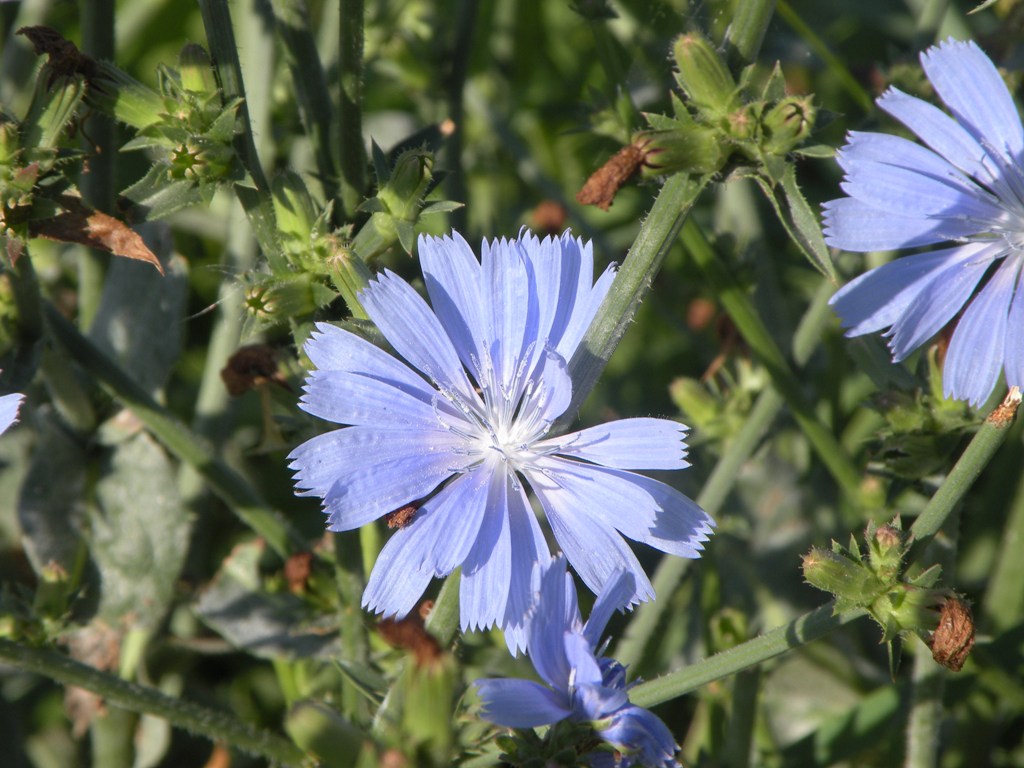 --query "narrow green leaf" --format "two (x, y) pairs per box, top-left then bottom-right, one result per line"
(754, 165), (836, 281)
(122, 165), (206, 221)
